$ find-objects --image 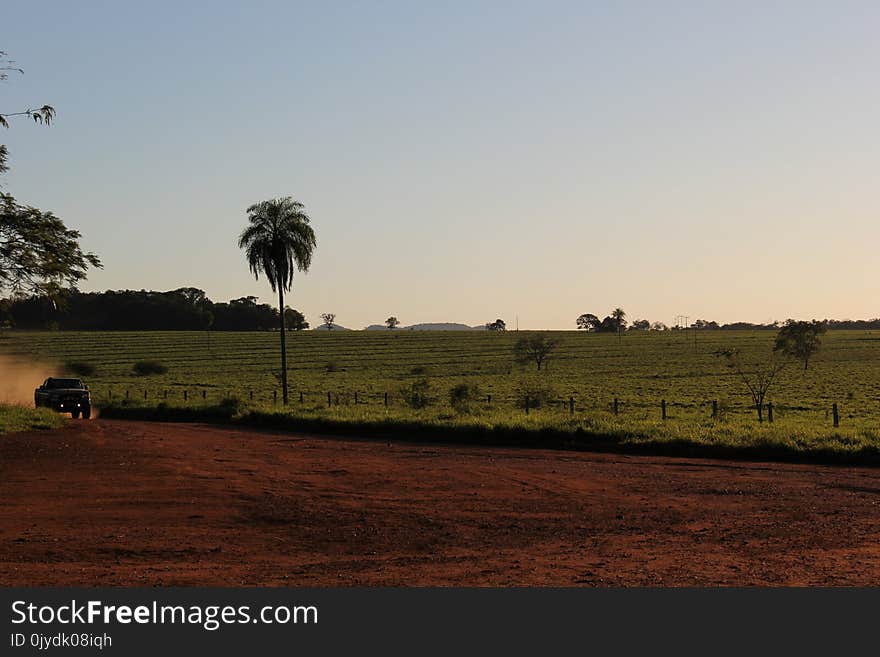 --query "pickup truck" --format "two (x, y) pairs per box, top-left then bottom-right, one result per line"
(34, 377), (92, 419)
